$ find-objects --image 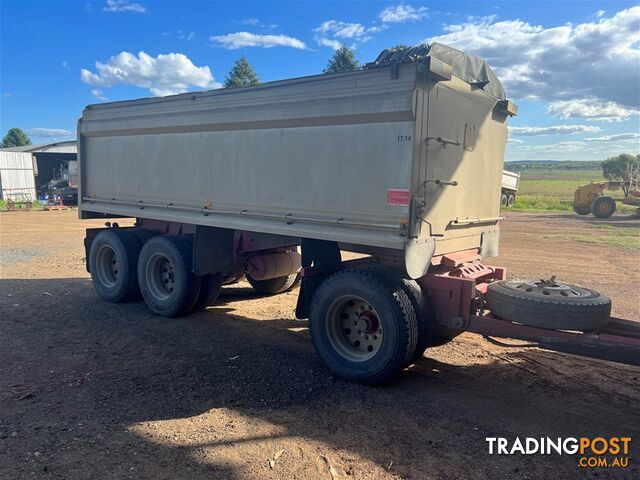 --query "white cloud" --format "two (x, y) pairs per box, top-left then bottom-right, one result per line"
(314, 20), (380, 49)
(210, 32), (306, 50)
(315, 20), (367, 39)
(238, 18), (278, 29)
(428, 7), (640, 121)
(316, 37), (343, 50)
(240, 18), (261, 26)
(547, 99), (639, 122)
(0, 92), (11, 97)
(513, 140), (587, 153)
(509, 125), (601, 136)
(380, 4), (428, 23)
(507, 138), (524, 144)
(25, 128), (74, 139)
(103, 0), (146, 13)
(81, 51), (220, 96)
(91, 89), (108, 100)
(177, 30), (194, 41)
(585, 133), (640, 142)
(62, 60), (71, 70)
